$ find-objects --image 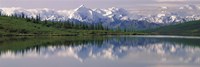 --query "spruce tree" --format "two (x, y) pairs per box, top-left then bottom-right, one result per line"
(21, 13), (25, 18)
(0, 11), (1, 16)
